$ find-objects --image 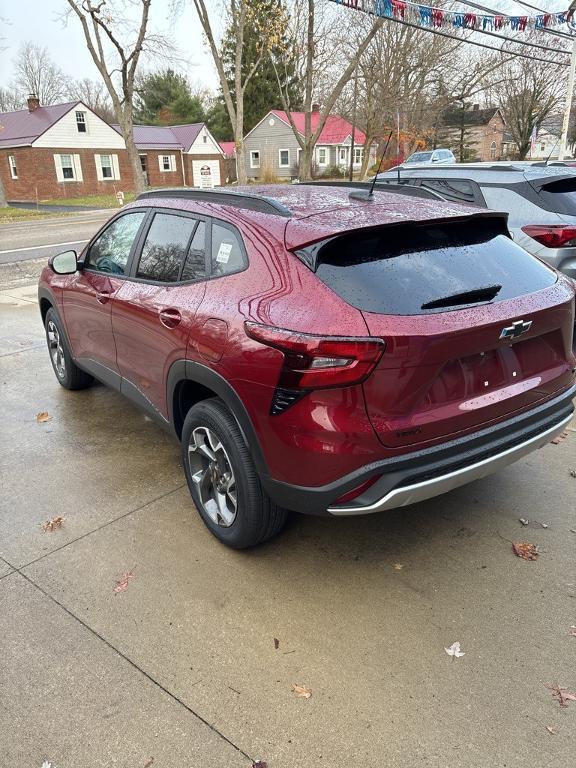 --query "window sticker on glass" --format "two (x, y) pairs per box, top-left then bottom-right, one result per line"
(216, 242), (233, 263)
